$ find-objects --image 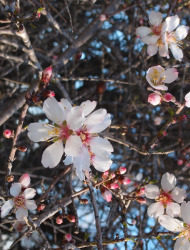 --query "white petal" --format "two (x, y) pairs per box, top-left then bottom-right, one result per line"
(147, 44), (158, 56)
(90, 137), (113, 154)
(43, 97), (67, 125)
(149, 11), (162, 26)
(165, 15), (180, 33)
(41, 140), (64, 168)
(66, 108), (84, 130)
(144, 184), (160, 199)
(161, 172), (176, 192)
(85, 109), (106, 125)
(174, 237), (190, 250)
(164, 68), (178, 83)
(171, 187), (186, 203)
(147, 202), (164, 218)
(65, 135), (83, 157)
(170, 44), (183, 61)
(27, 123), (53, 142)
(159, 44), (168, 57)
(141, 35), (159, 45)
(175, 25), (189, 41)
(25, 200), (37, 210)
(60, 98), (72, 110)
(166, 202), (181, 217)
(63, 156), (73, 165)
(136, 27), (151, 37)
(146, 65), (168, 90)
(80, 100), (97, 116)
(185, 92), (190, 102)
(86, 112), (111, 133)
(23, 188), (36, 199)
(10, 183), (22, 197)
(185, 101), (190, 108)
(181, 201), (190, 225)
(1, 199), (14, 218)
(92, 154), (112, 172)
(158, 215), (184, 232)
(19, 174), (31, 189)
(16, 208), (28, 220)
